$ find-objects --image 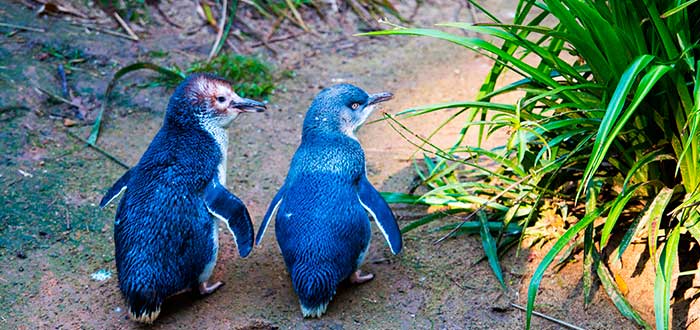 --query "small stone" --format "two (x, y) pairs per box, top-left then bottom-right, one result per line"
(63, 118), (77, 127)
